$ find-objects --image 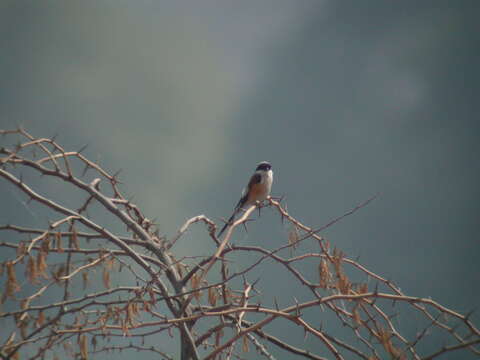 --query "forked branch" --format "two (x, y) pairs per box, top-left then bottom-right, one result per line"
(0, 128), (478, 360)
